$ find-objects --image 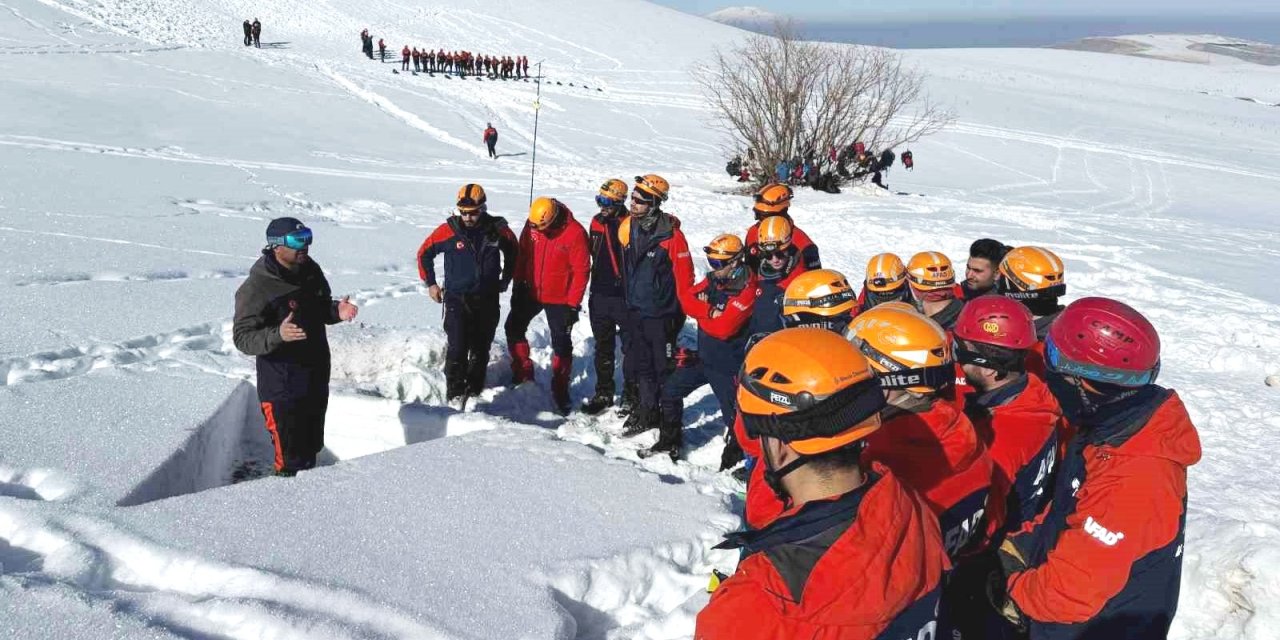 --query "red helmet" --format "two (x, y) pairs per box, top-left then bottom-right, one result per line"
(1046, 297), (1160, 387)
(954, 295), (1037, 350)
